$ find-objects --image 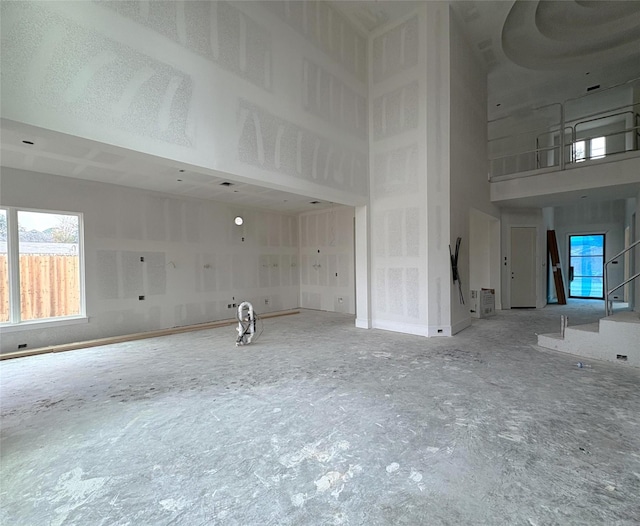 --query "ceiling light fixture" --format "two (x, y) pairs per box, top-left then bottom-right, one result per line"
(234, 216), (244, 226)
(179, 169), (185, 172)
(22, 140), (34, 145)
(220, 181), (234, 187)
(310, 201), (320, 204)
